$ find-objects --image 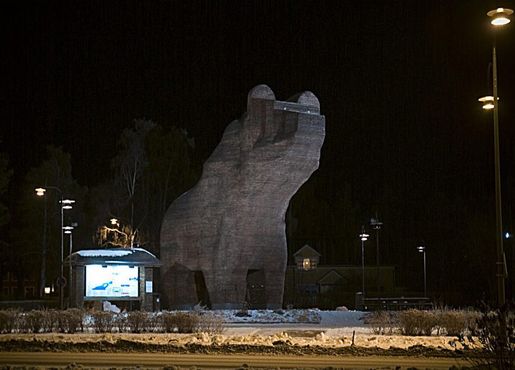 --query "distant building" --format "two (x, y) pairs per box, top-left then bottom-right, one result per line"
(1, 271), (37, 299)
(283, 244), (398, 309)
